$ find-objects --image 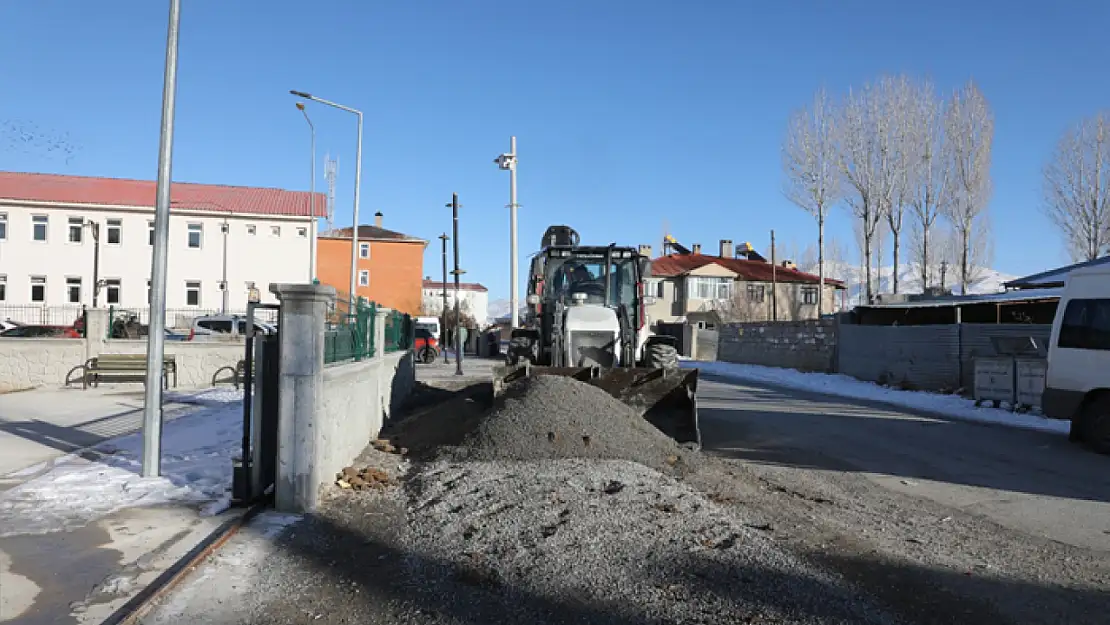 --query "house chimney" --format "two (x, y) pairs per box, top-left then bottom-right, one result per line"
(719, 239), (733, 258)
(374, 211), (383, 228)
(638, 244), (653, 257)
(692, 243), (702, 254)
